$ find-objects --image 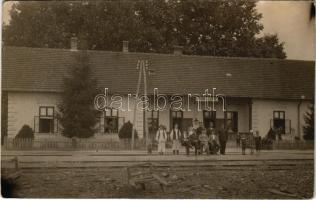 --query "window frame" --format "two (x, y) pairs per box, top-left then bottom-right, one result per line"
(171, 110), (183, 118)
(203, 110), (216, 128)
(170, 109), (183, 131)
(273, 111), (285, 120)
(38, 106), (55, 133)
(105, 107), (118, 117)
(39, 106), (54, 118)
(225, 111), (238, 132)
(273, 111), (286, 134)
(103, 107), (119, 134)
